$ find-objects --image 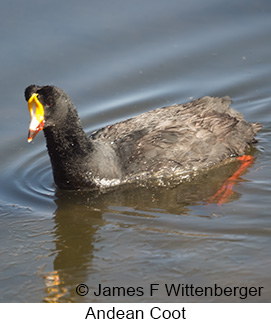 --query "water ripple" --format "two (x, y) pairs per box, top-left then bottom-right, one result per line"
(2, 147), (55, 209)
